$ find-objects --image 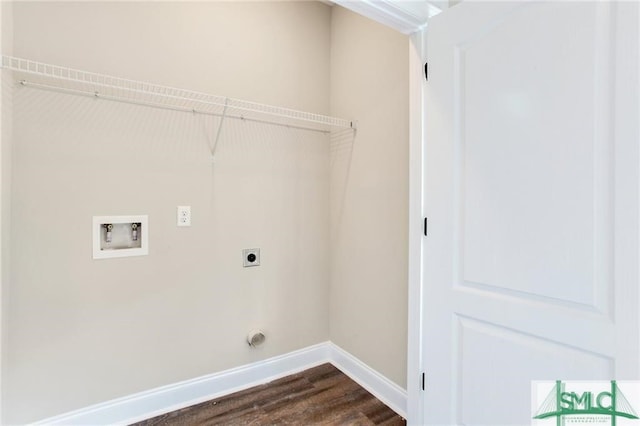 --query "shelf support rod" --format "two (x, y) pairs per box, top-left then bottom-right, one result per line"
(211, 98), (229, 158)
